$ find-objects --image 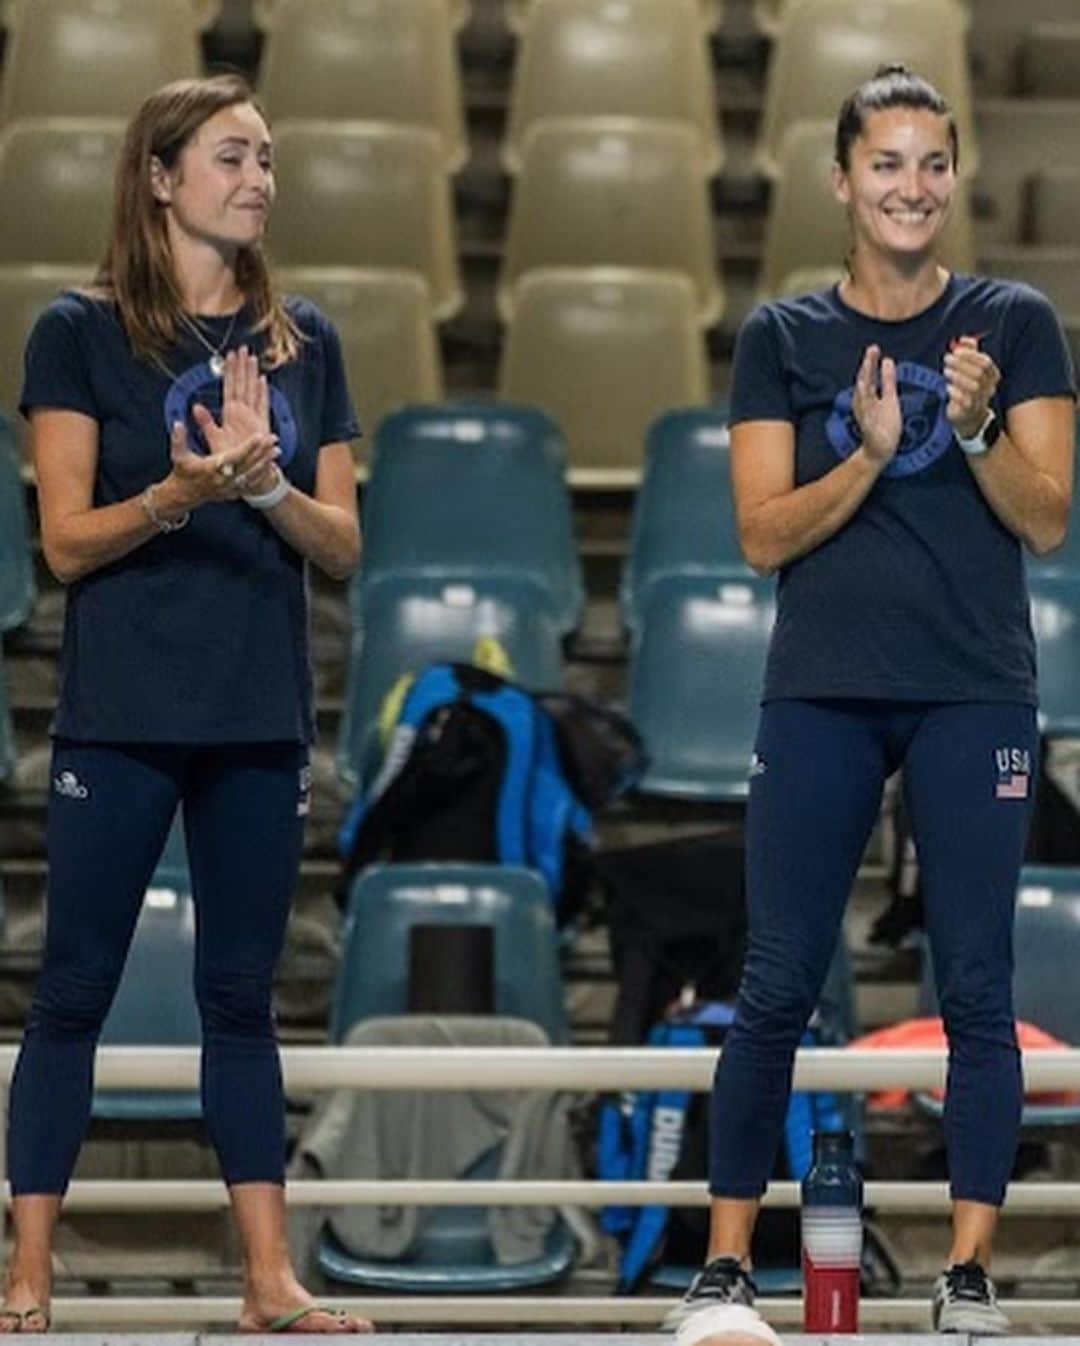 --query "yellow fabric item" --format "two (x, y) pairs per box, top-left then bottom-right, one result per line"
(374, 638), (515, 749)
